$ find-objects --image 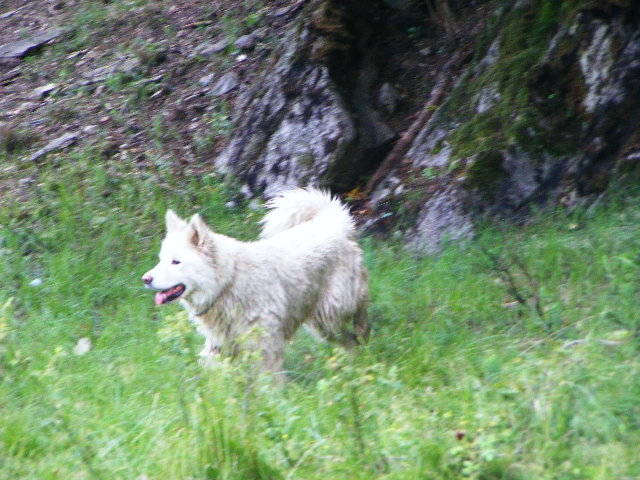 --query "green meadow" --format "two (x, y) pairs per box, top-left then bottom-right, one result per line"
(2, 151), (640, 479)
